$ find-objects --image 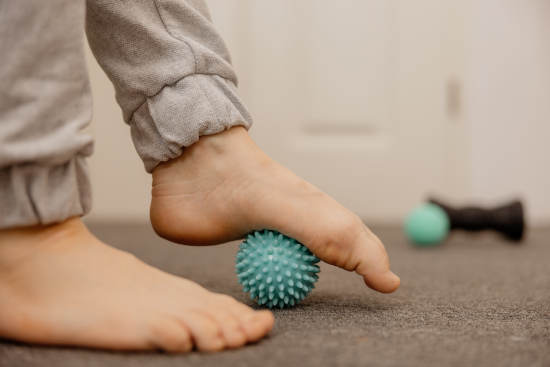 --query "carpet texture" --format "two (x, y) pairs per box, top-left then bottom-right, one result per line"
(1, 223), (549, 367)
